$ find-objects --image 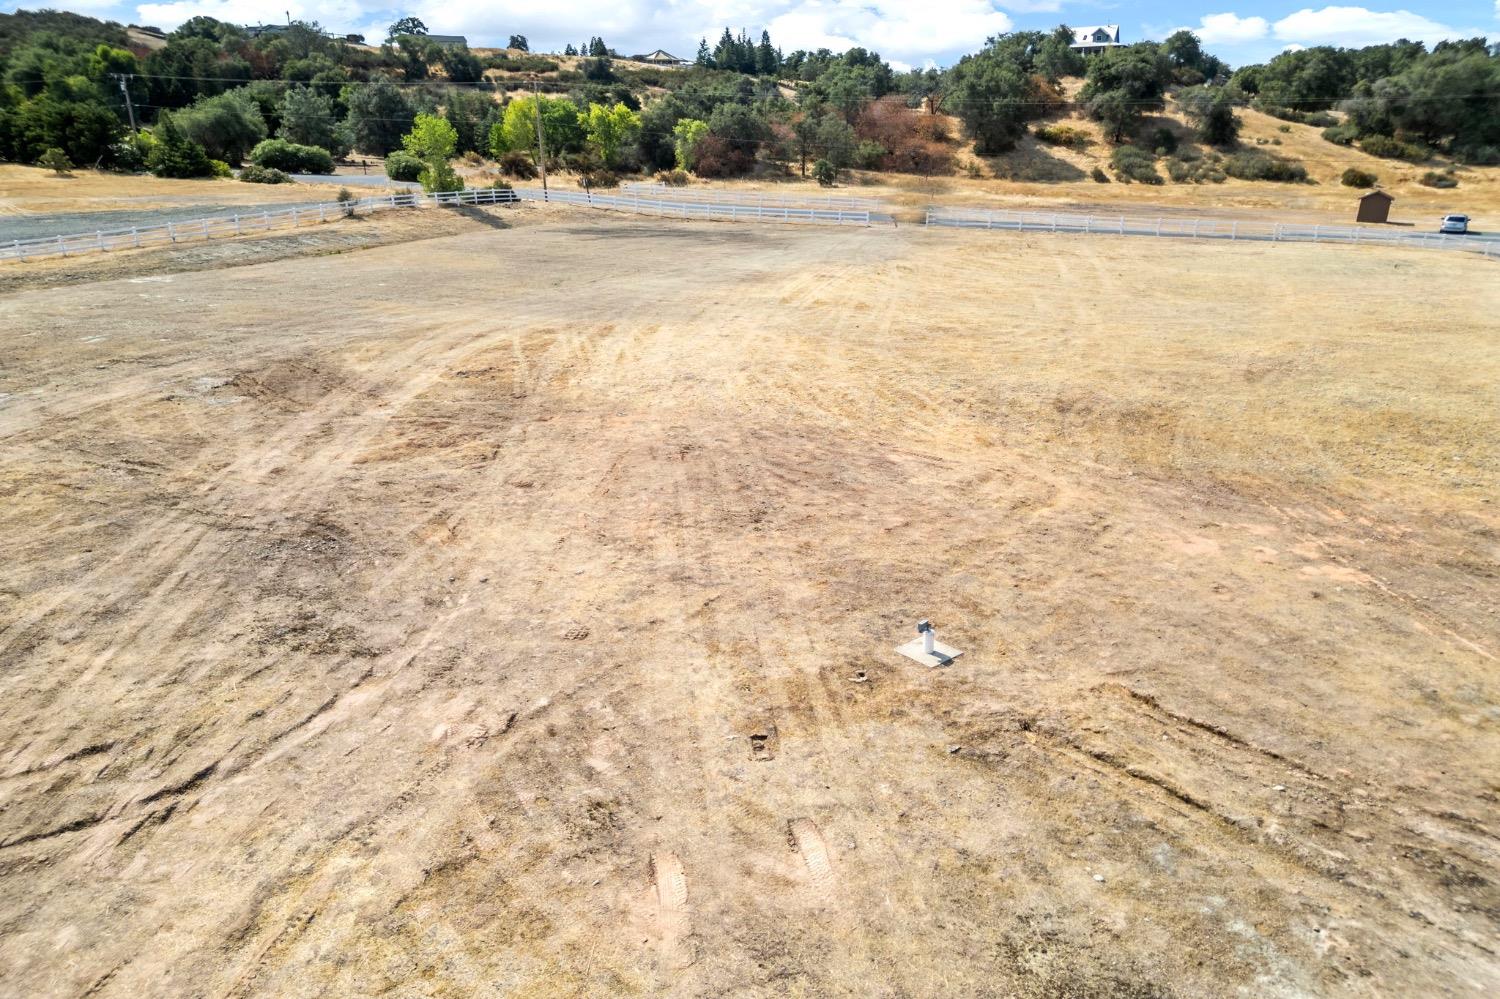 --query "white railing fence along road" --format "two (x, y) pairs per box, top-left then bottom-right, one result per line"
(924, 207), (1498, 259)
